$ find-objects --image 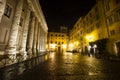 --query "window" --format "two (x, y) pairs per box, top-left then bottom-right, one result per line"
(51, 34), (53, 36)
(58, 42), (60, 45)
(55, 34), (57, 37)
(95, 7), (98, 12)
(117, 10), (120, 21)
(110, 30), (115, 36)
(90, 13), (92, 17)
(105, 3), (110, 11)
(96, 14), (99, 20)
(80, 31), (82, 34)
(4, 5), (12, 18)
(107, 16), (113, 25)
(96, 22), (100, 28)
(81, 37), (83, 41)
